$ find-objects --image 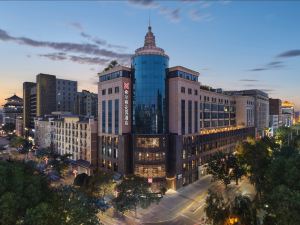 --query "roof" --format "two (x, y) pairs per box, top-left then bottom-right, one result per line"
(5, 94), (23, 101)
